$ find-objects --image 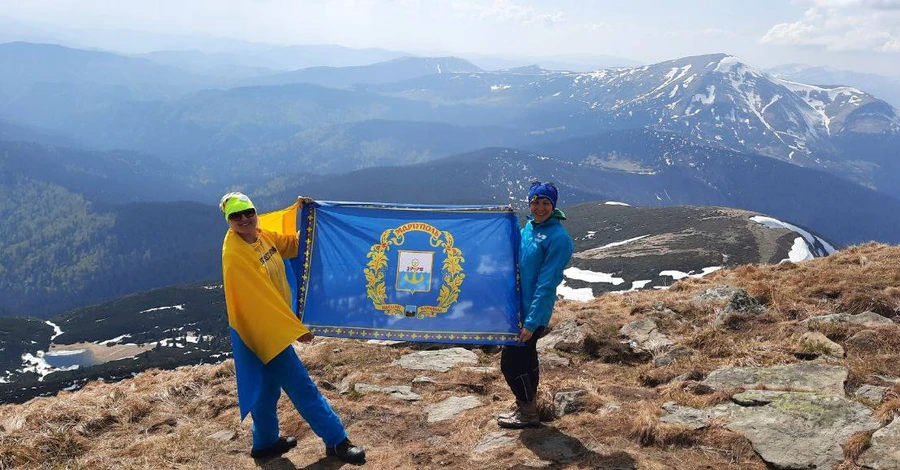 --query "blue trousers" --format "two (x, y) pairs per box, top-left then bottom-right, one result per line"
(250, 346), (348, 450)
